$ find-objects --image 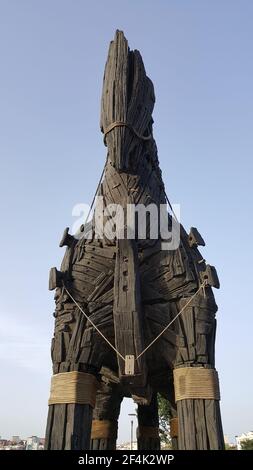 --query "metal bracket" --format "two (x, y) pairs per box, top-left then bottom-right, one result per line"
(125, 355), (135, 375)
